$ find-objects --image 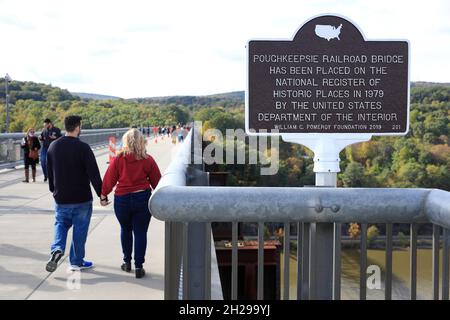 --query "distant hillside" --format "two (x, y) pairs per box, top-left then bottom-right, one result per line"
(0, 79), (78, 103)
(208, 91), (245, 100)
(2, 80), (449, 106)
(412, 82), (450, 88)
(133, 83), (450, 106)
(129, 91), (245, 107)
(71, 92), (122, 100)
